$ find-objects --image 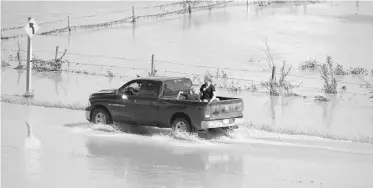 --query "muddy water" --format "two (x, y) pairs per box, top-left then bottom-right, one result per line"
(2, 103), (373, 188)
